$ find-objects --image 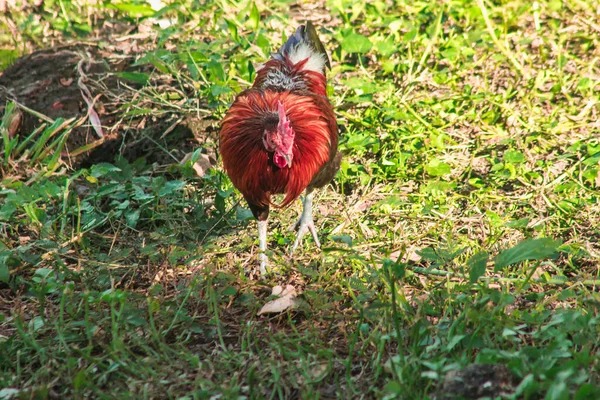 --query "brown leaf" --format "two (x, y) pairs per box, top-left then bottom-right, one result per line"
(181, 151), (214, 177)
(77, 58), (104, 138)
(257, 285), (299, 315)
(390, 246), (422, 263)
(59, 77), (74, 87)
(7, 108), (22, 138)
